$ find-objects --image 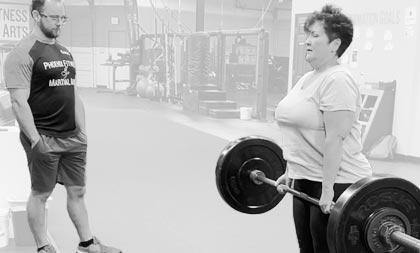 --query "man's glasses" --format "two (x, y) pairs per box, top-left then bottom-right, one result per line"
(40, 13), (68, 24)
